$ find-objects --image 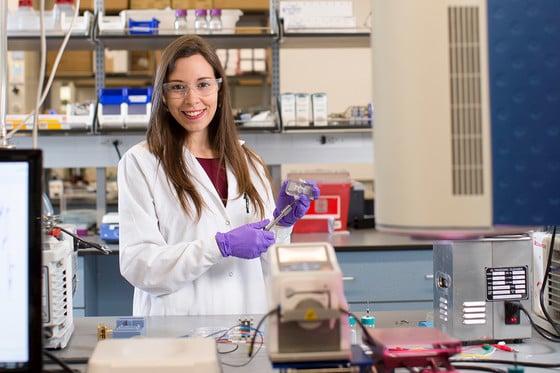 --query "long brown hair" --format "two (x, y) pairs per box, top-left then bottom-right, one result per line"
(146, 35), (273, 220)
